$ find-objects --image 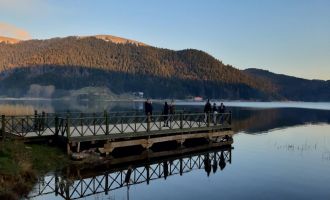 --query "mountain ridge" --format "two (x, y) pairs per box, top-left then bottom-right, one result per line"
(0, 35), (328, 101)
(0, 36), (21, 44)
